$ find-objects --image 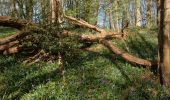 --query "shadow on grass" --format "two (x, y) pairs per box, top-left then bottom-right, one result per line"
(0, 30), (165, 99)
(0, 55), (18, 73)
(124, 32), (157, 60)
(10, 67), (63, 99)
(0, 56), (62, 99)
(0, 50), (133, 99)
